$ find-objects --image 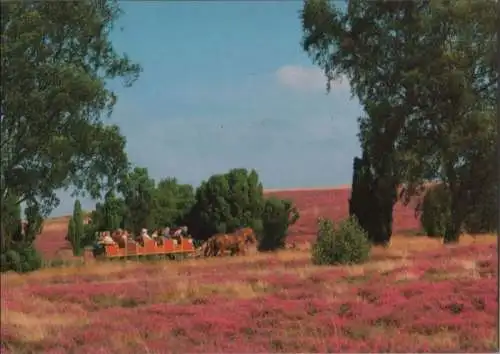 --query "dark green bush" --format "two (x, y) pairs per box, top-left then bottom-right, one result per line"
(312, 216), (371, 266)
(420, 184), (451, 237)
(463, 184), (497, 234)
(349, 152), (396, 246)
(259, 197), (299, 251)
(421, 182), (497, 237)
(186, 168), (265, 240)
(0, 245), (42, 273)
